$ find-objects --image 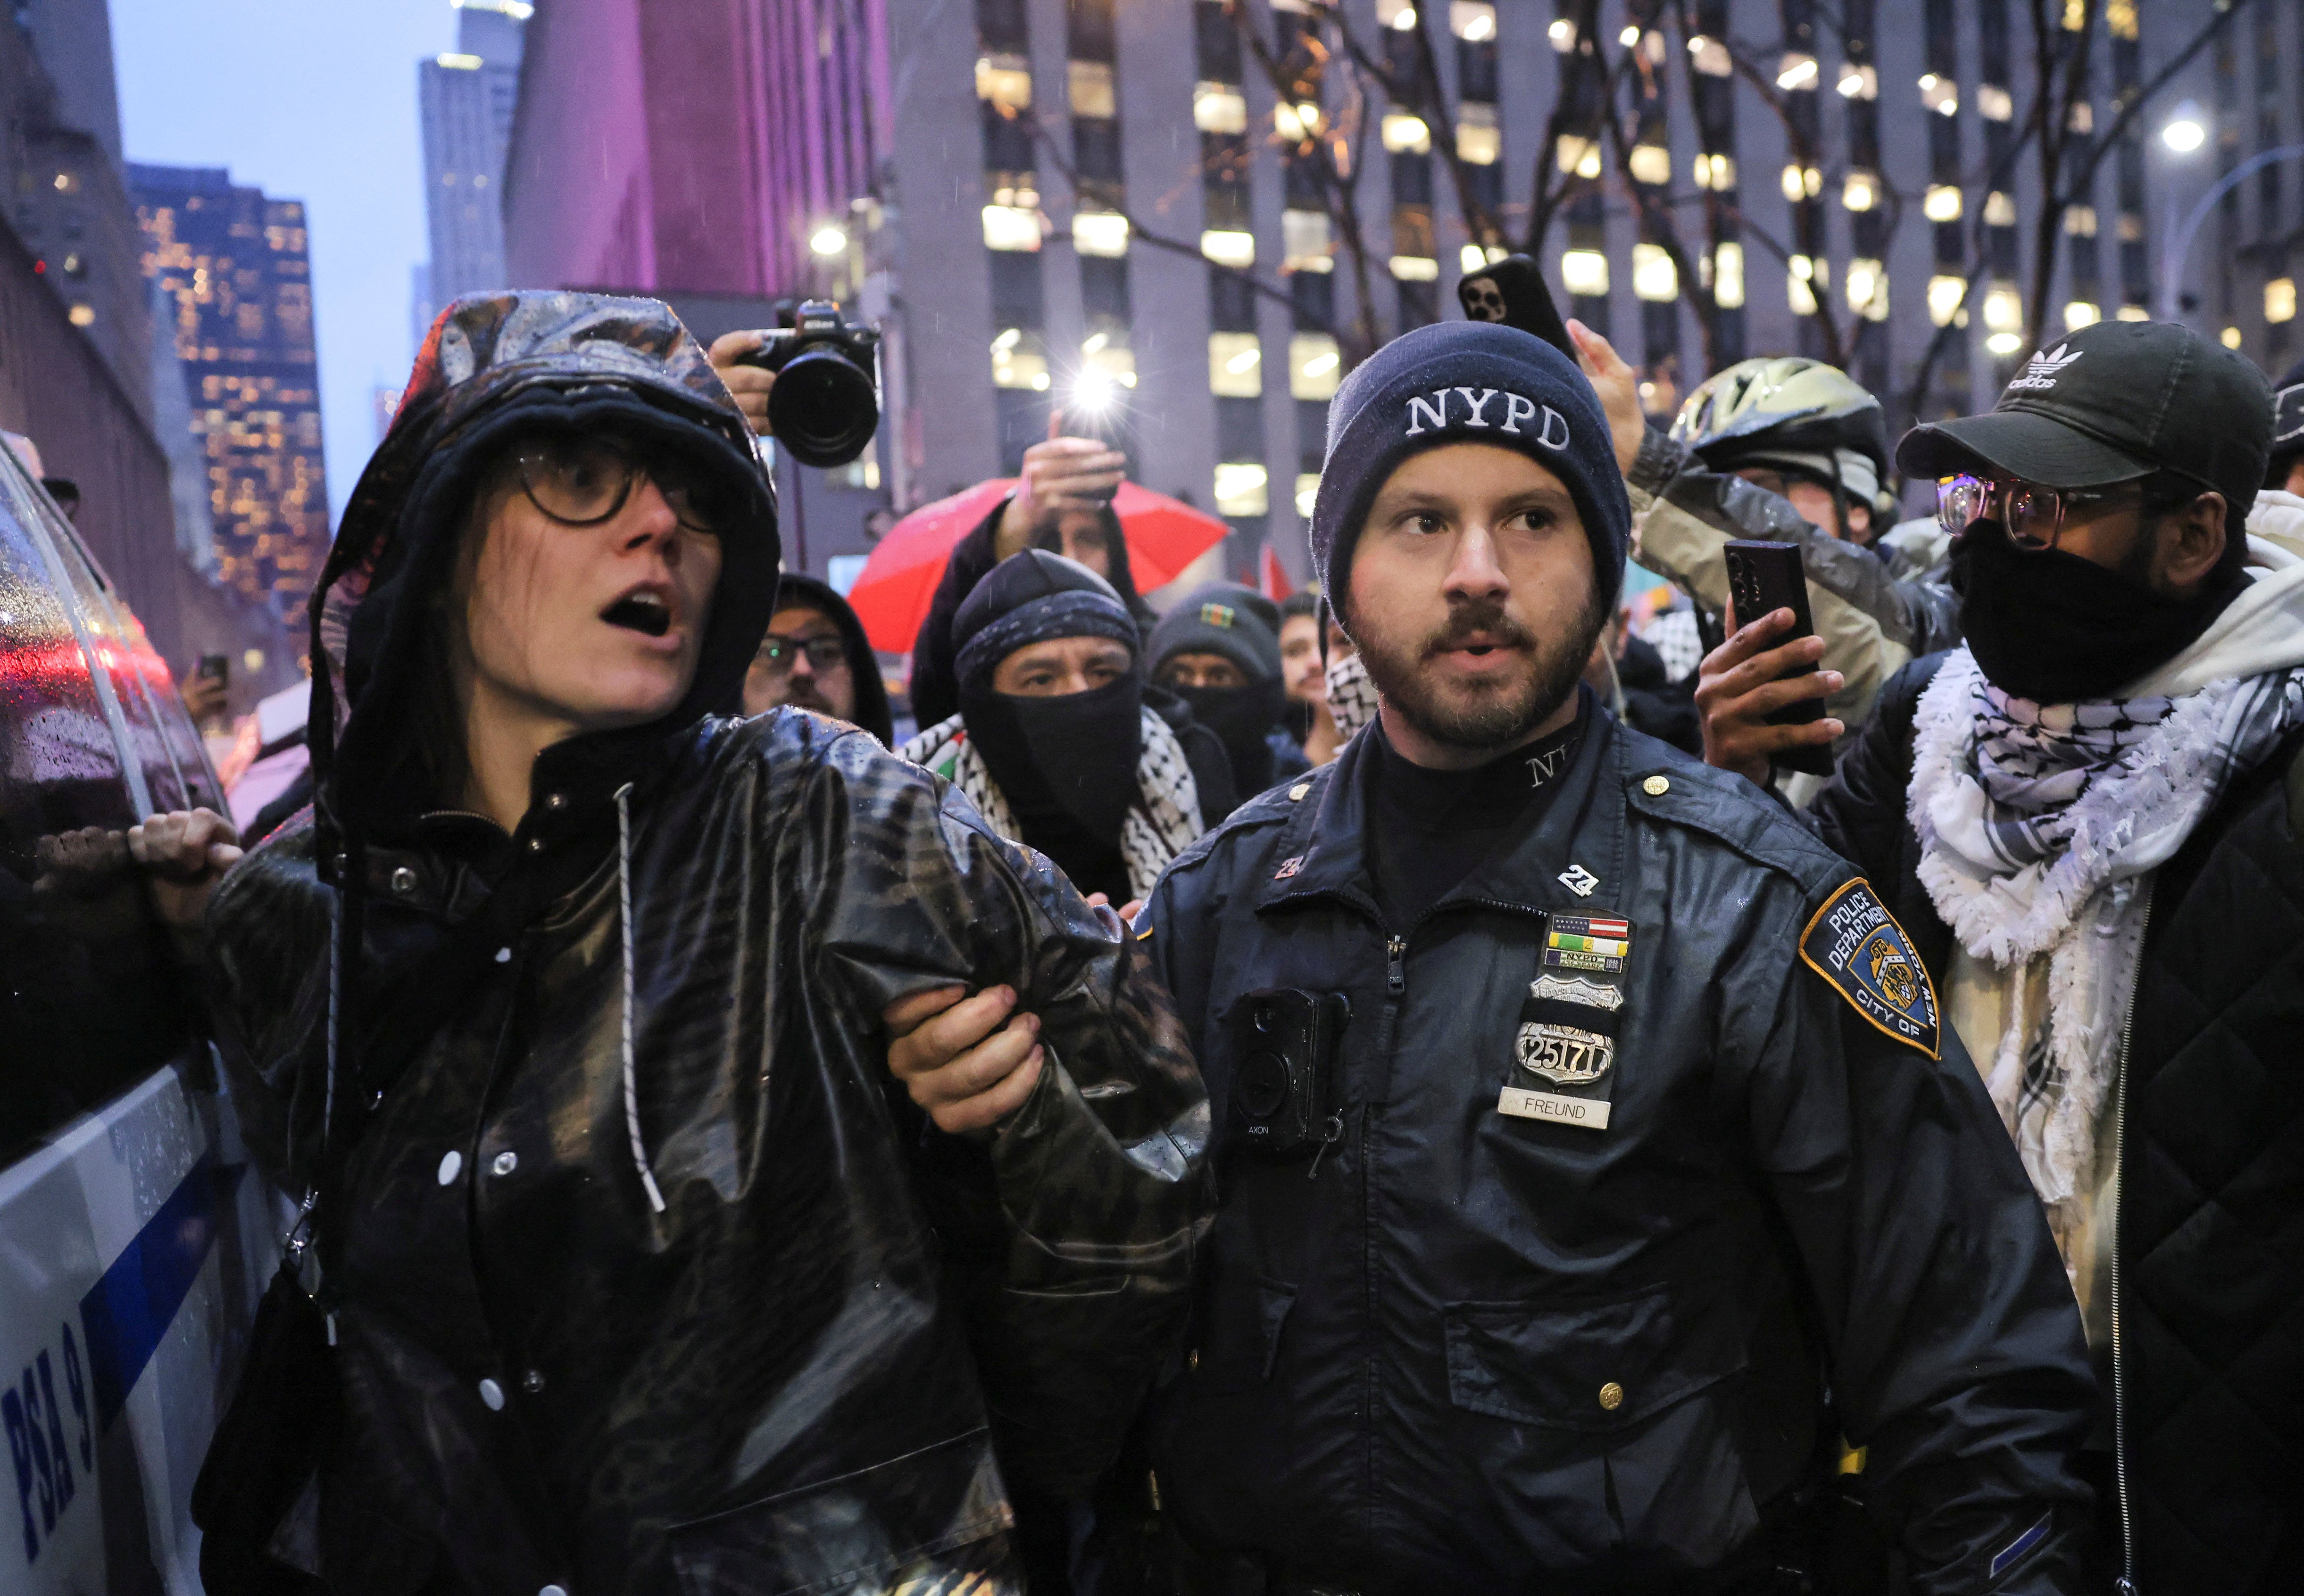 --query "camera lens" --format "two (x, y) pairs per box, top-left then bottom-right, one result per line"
(1236, 1052), (1289, 1121)
(766, 345), (880, 468)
